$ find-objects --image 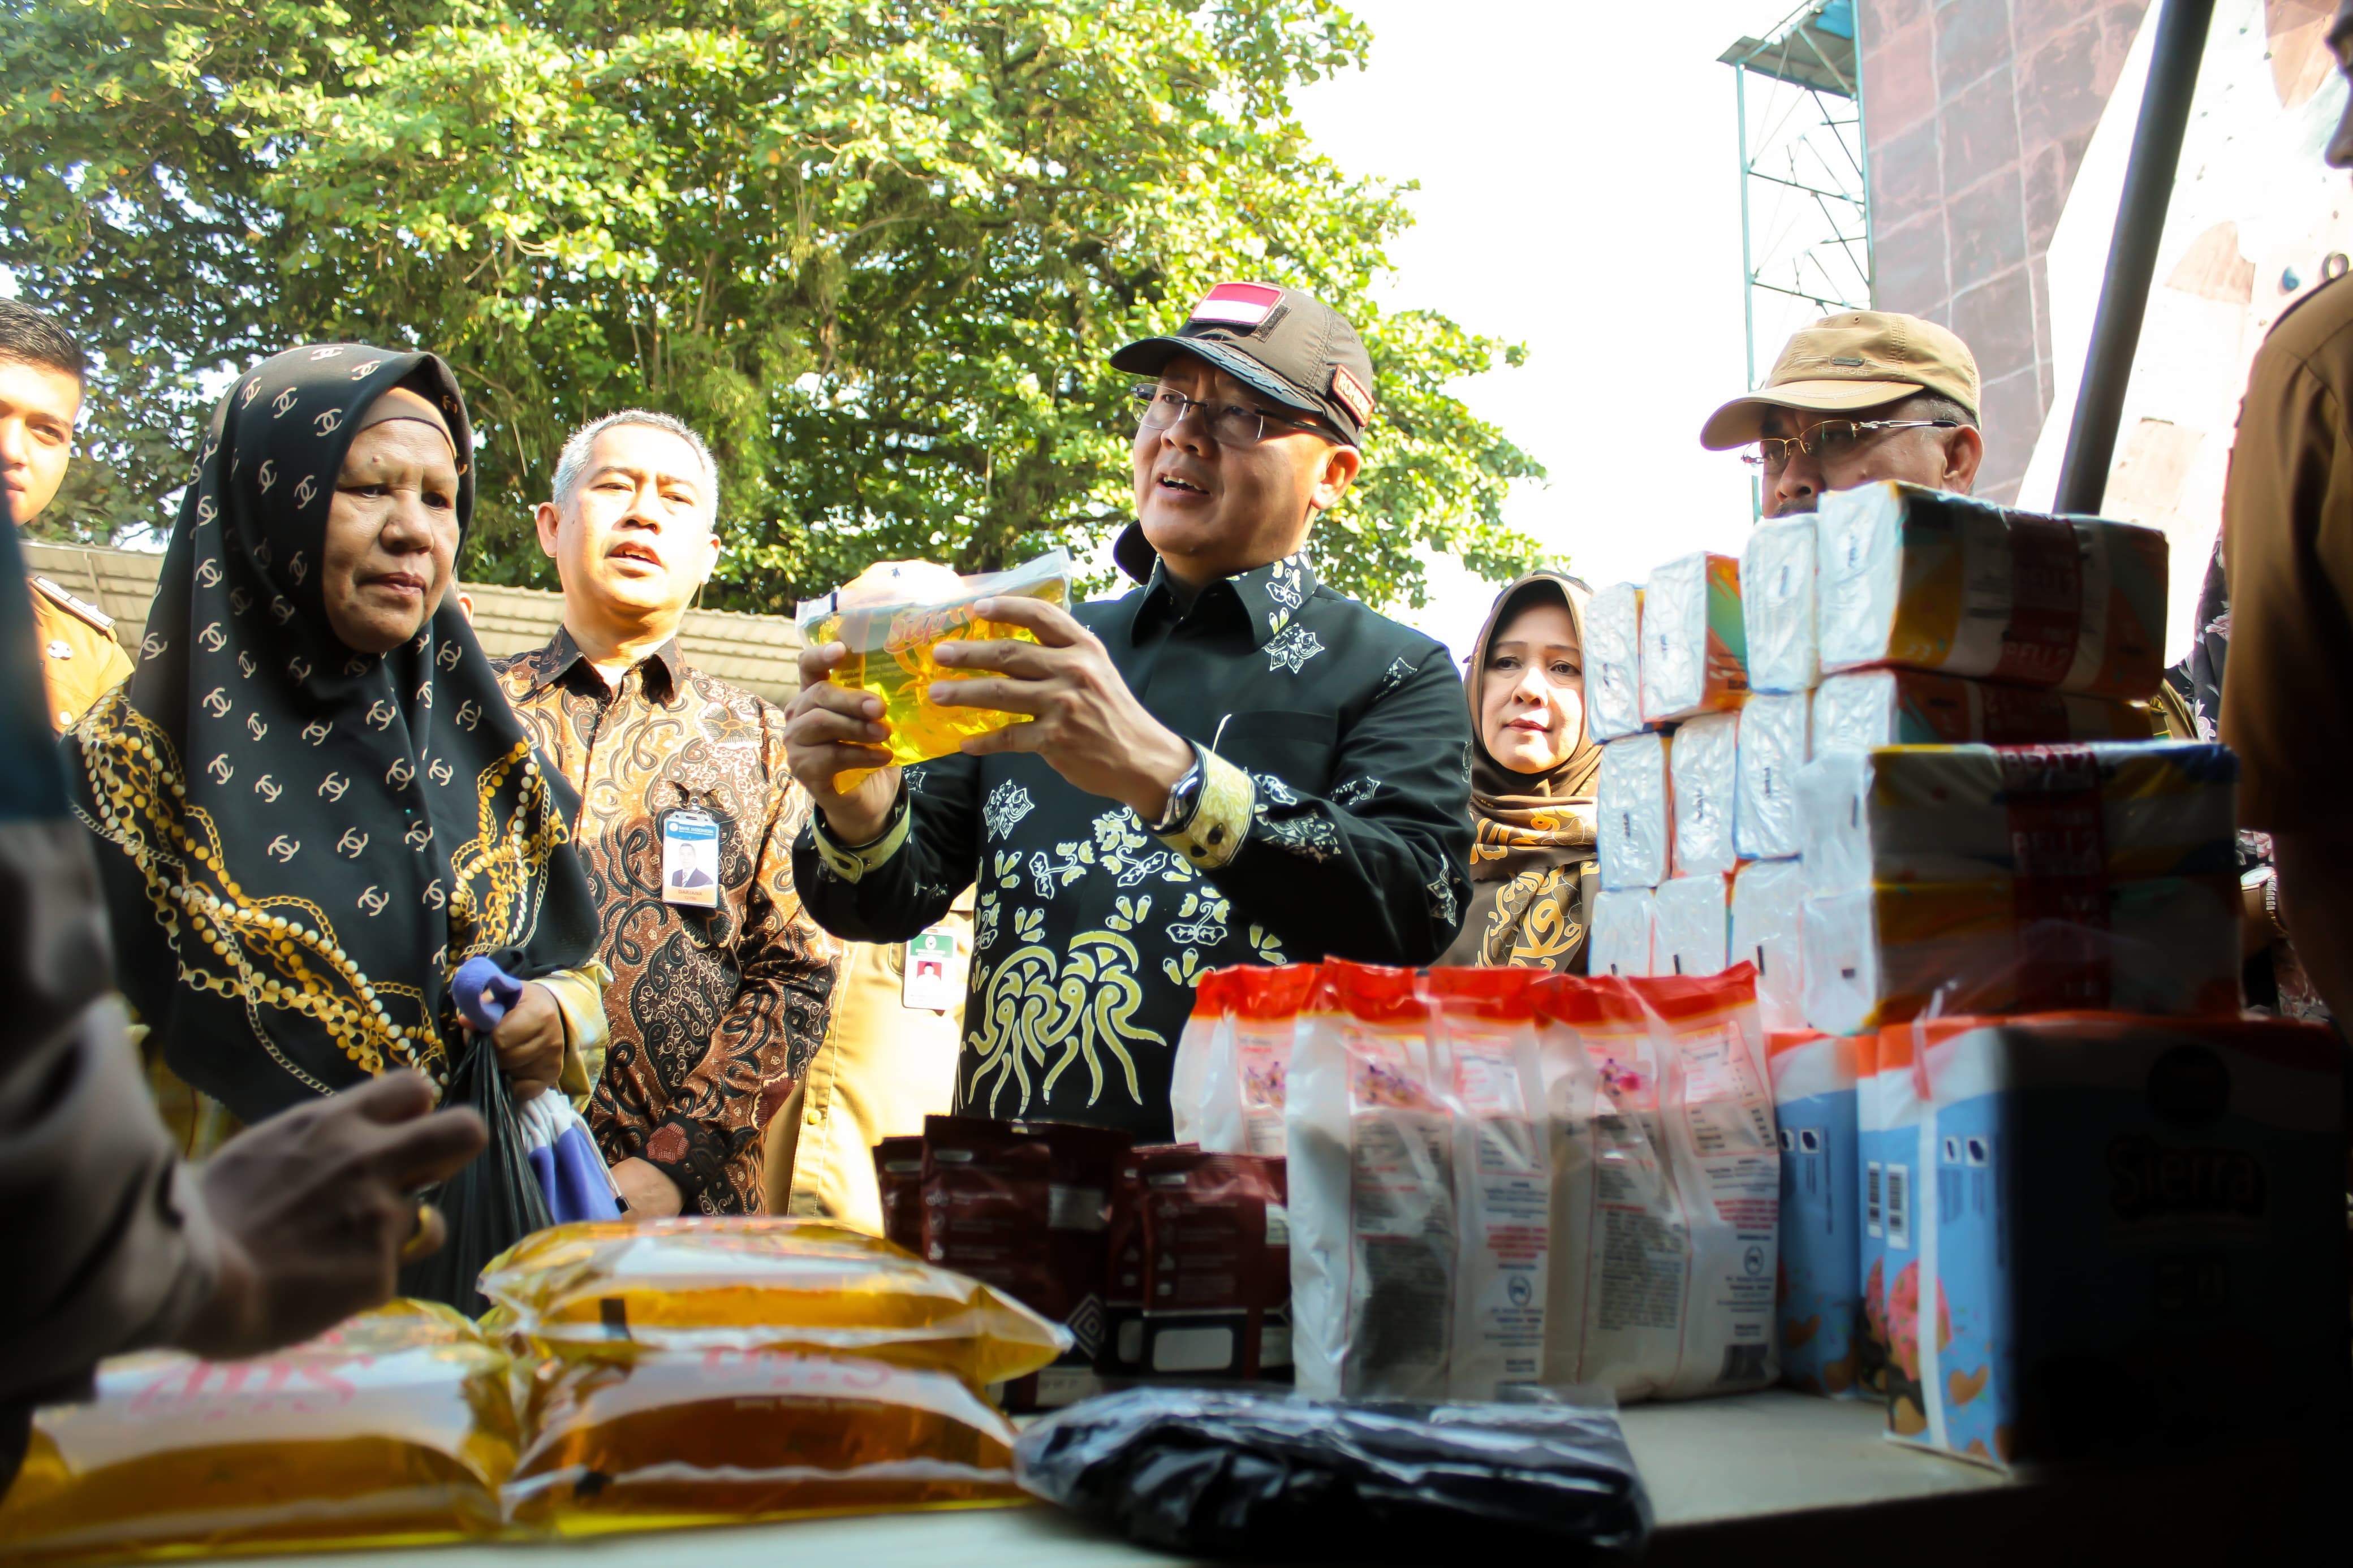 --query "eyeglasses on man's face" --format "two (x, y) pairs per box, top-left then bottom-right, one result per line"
(1131, 385), (1331, 449)
(1743, 418), (1959, 474)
